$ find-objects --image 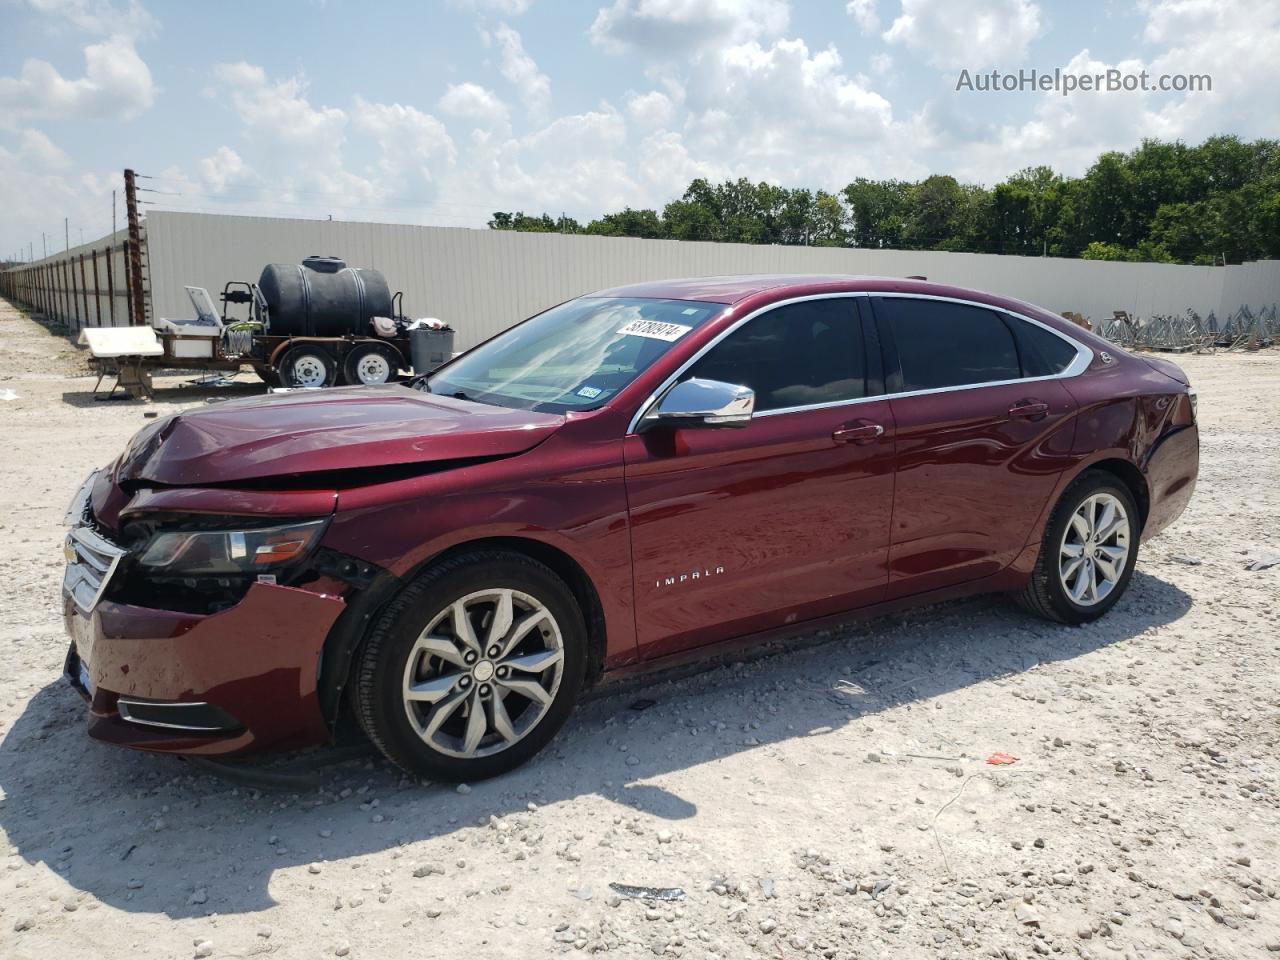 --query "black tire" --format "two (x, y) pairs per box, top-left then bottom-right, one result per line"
(278, 344), (337, 388)
(1016, 470), (1141, 624)
(342, 341), (402, 386)
(354, 551), (587, 781)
